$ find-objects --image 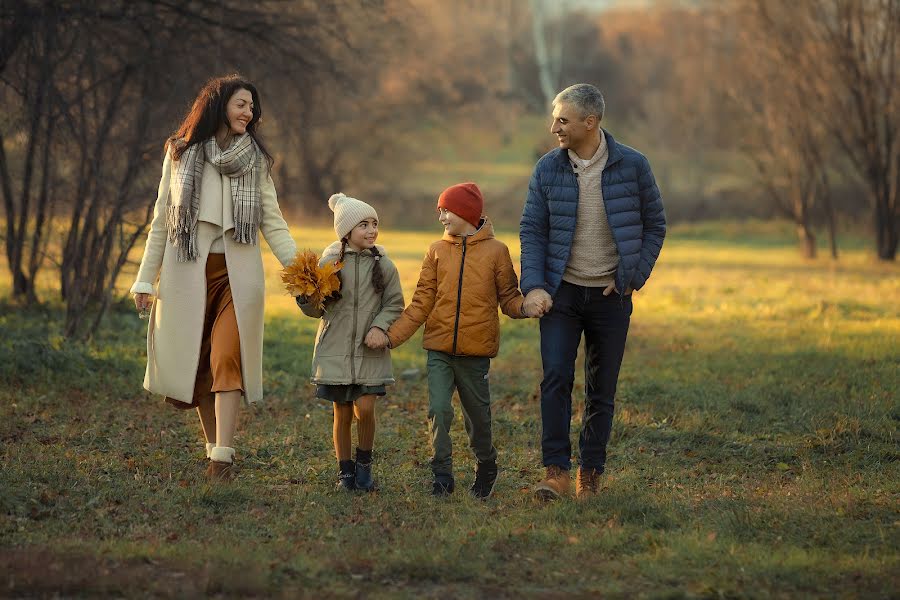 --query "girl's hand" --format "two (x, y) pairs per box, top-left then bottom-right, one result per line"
(364, 327), (389, 349)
